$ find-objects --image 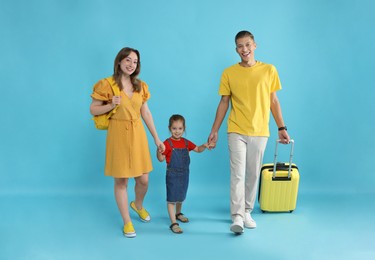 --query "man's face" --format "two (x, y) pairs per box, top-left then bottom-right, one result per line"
(235, 36), (257, 62)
